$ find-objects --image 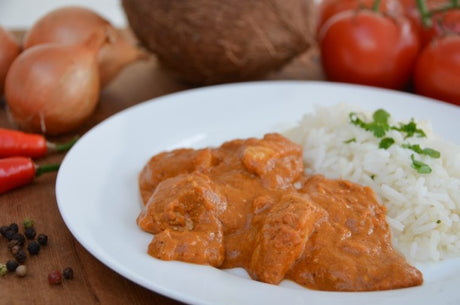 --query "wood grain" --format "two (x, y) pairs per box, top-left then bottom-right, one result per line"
(0, 33), (323, 304)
